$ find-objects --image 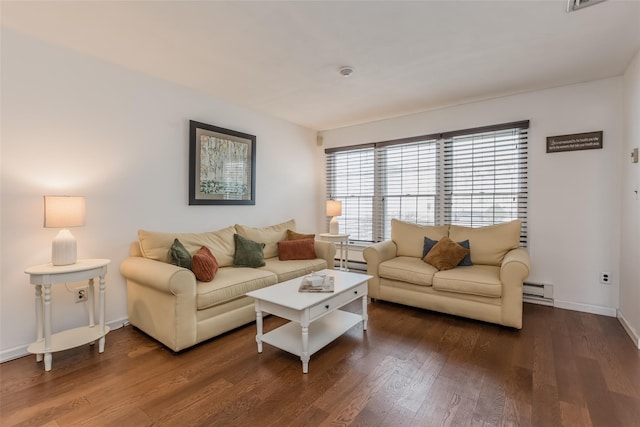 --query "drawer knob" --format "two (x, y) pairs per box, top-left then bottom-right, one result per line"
(354, 290), (358, 294)
(325, 305), (330, 309)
